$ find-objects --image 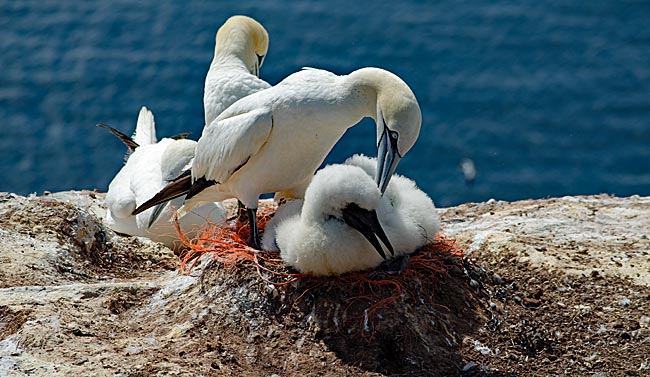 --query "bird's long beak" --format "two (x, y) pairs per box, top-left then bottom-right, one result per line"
(147, 203), (168, 229)
(341, 203), (394, 259)
(255, 54), (264, 77)
(375, 125), (401, 194)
